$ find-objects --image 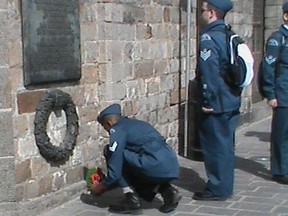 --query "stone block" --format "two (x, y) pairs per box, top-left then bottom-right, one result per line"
(123, 5), (145, 24)
(145, 6), (163, 23)
(15, 160), (31, 184)
(126, 80), (146, 99)
(160, 74), (174, 92)
(99, 83), (126, 101)
(15, 183), (25, 202)
(0, 68), (12, 109)
(17, 90), (45, 114)
(122, 100), (139, 116)
(13, 115), (28, 139)
(0, 11), (8, 66)
(80, 23), (97, 42)
(155, 60), (170, 75)
(38, 175), (53, 196)
(26, 180), (40, 199)
(80, 65), (99, 85)
(0, 157), (16, 202)
(118, 24), (136, 41)
(136, 24), (152, 40)
(66, 166), (83, 184)
(170, 88), (185, 105)
(101, 63), (133, 82)
(52, 171), (67, 191)
(83, 41), (100, 64)
(134, 61), (154, 79)
(0, 111), (13, 157)
(31, 158), (49, 179)
(106, 41), (124, 63)
(147, 77), (160, 94)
